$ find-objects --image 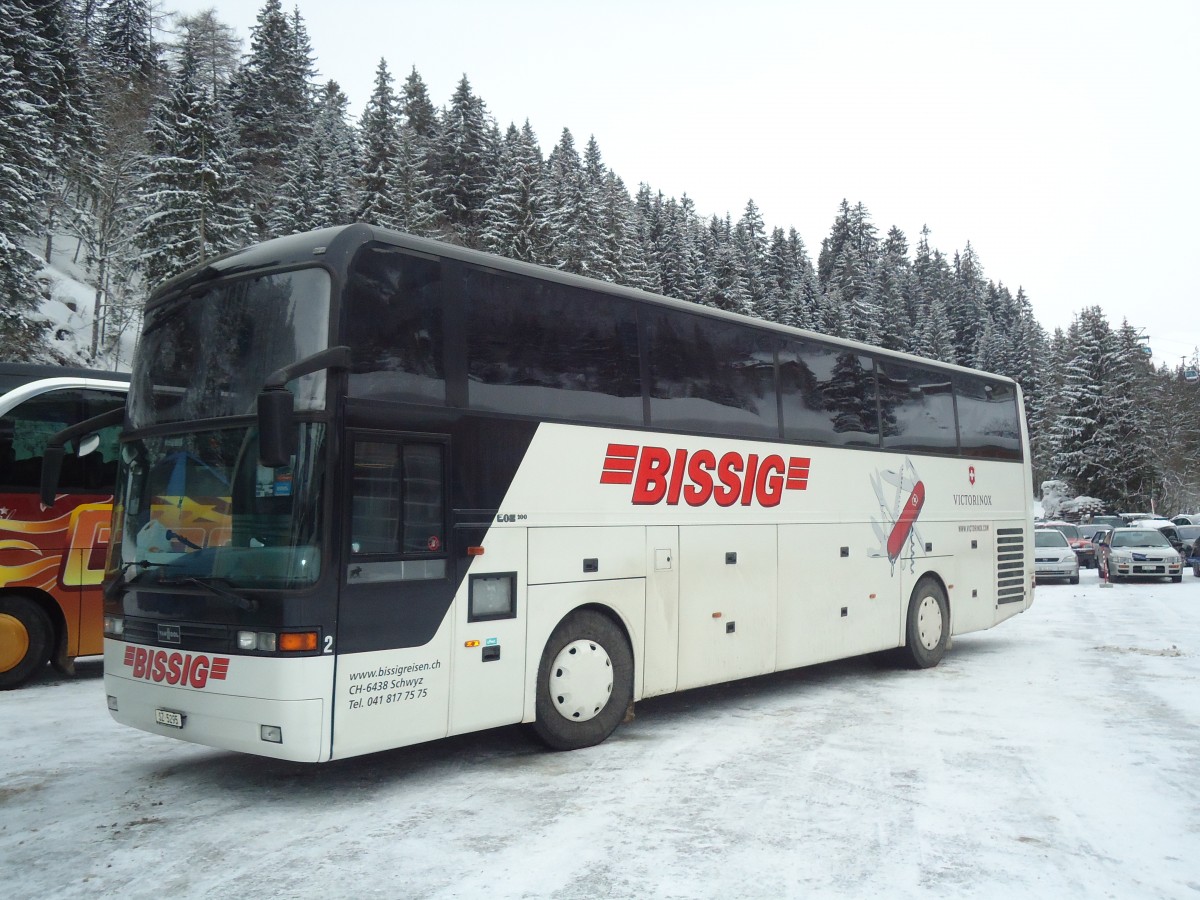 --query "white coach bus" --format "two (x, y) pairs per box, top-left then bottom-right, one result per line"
(88, 224), (1033, 762)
